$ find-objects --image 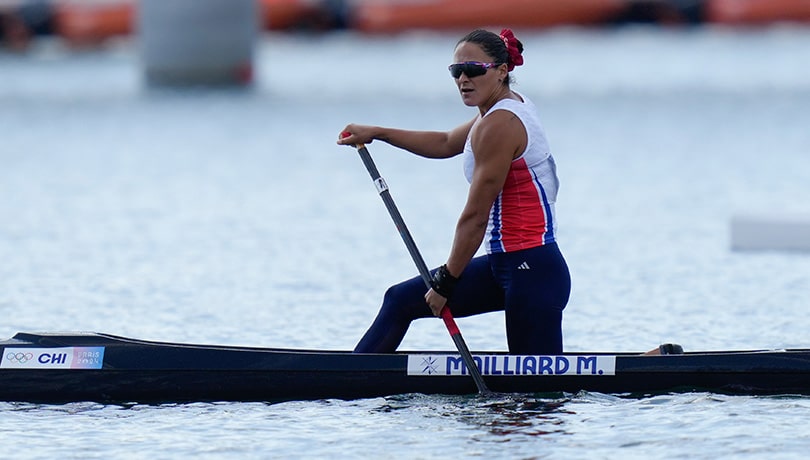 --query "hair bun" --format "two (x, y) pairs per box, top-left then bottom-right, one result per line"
(499, 28), (524, 71)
